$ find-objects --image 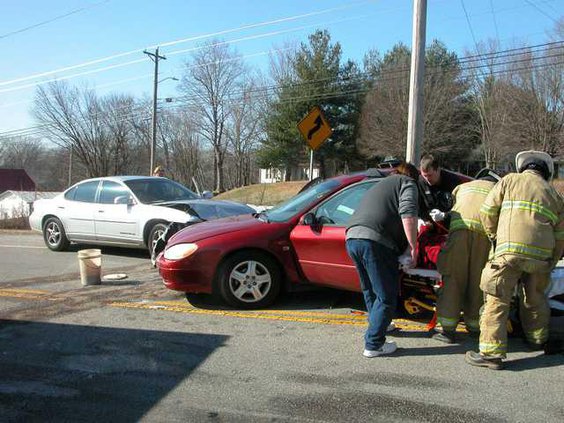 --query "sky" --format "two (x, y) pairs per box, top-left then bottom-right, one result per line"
(0, 0), (562, 136)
